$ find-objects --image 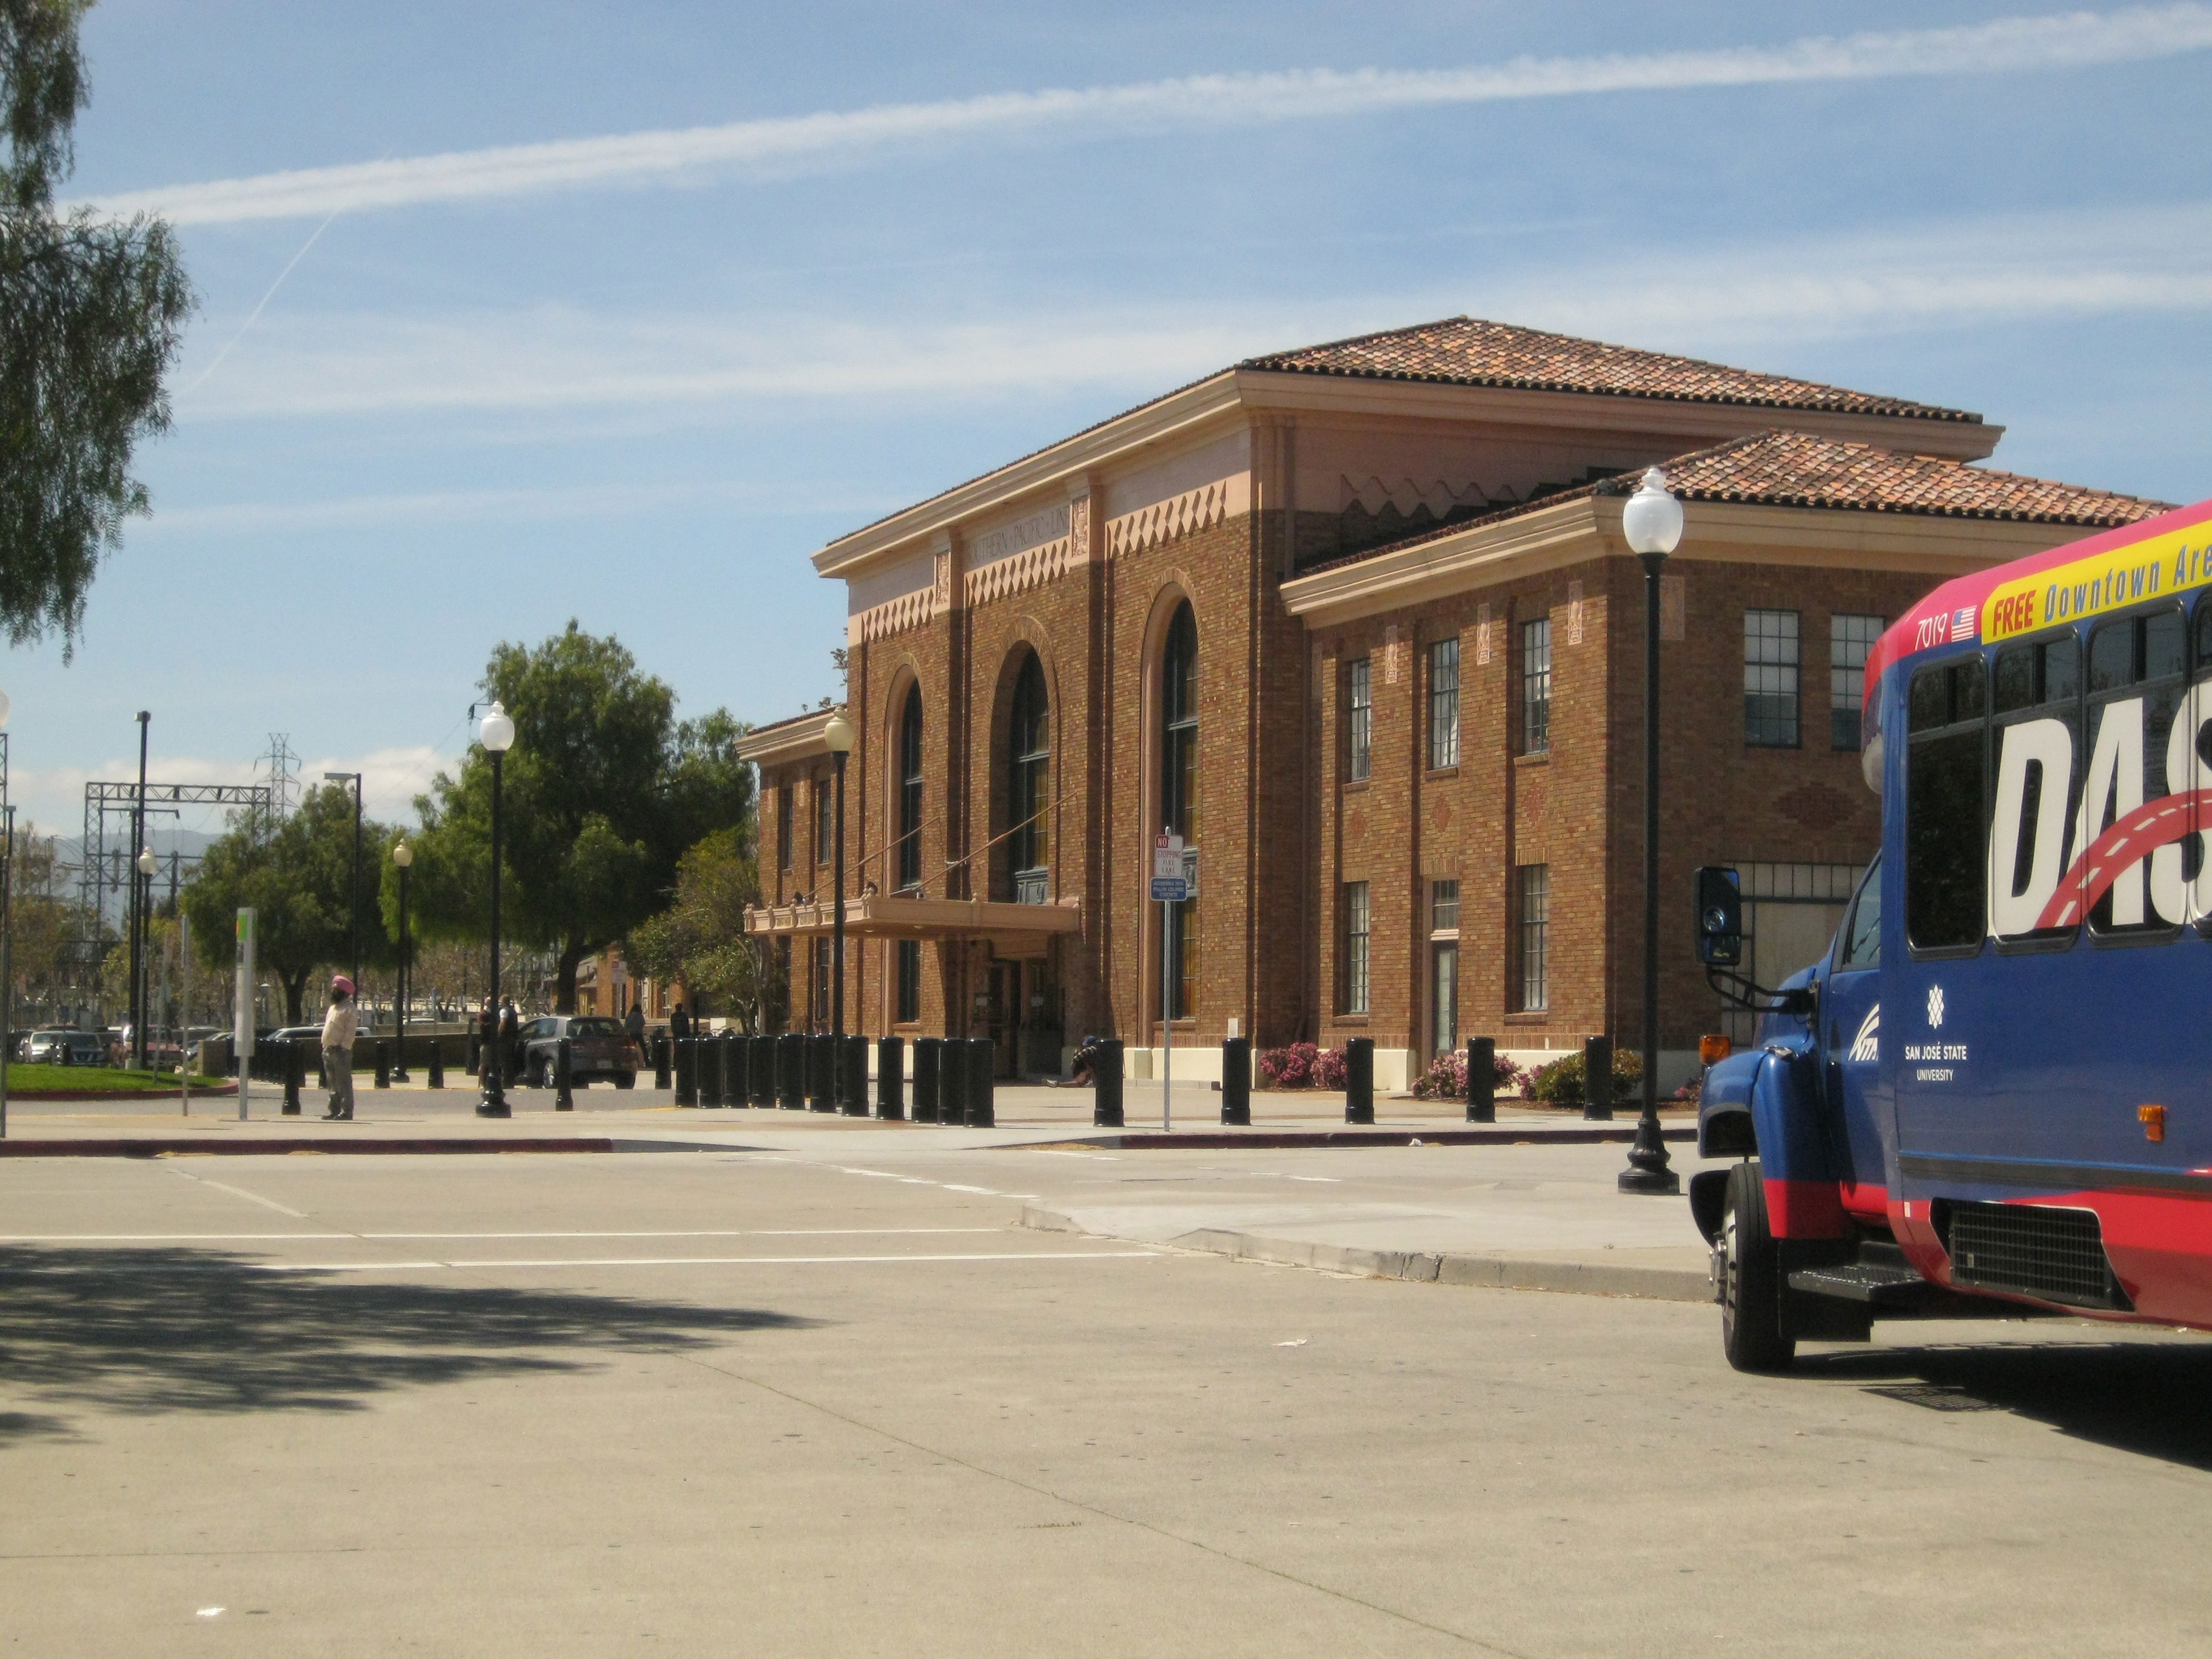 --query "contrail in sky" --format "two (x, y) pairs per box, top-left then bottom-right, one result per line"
(75, 5), (2212, 227)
